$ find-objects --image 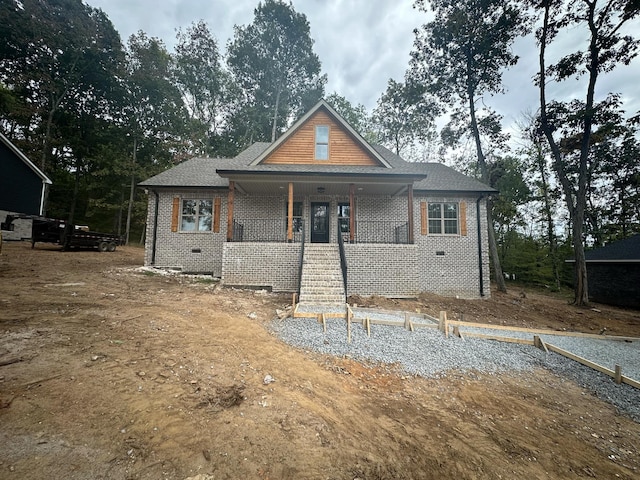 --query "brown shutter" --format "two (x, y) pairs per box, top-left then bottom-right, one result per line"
(460, 201), (467, 236)
(420, 202), (427, 235)
(171, 197), (180, 232)
(213, 197), (221, 233)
